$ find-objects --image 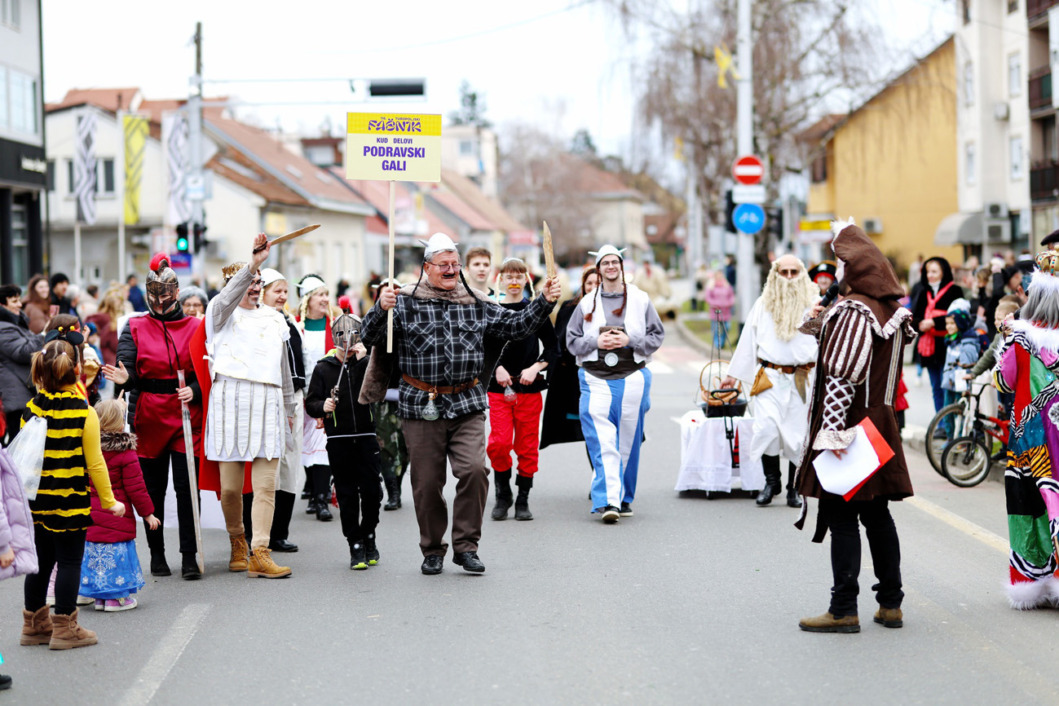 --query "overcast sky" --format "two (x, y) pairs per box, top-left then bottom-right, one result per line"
(42, 0), (954, 158)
